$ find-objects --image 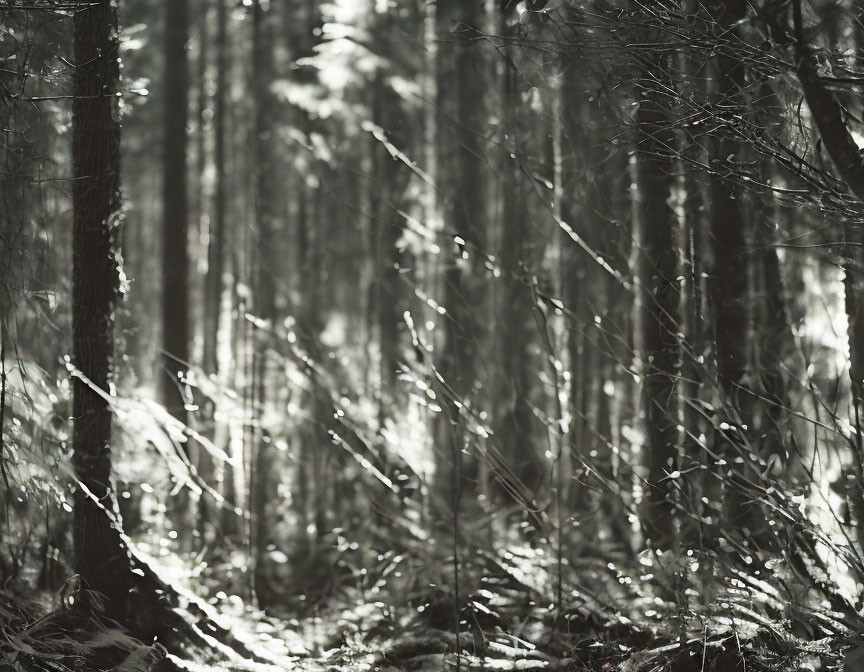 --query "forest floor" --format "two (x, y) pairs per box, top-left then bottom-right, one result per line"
(2, 589), (843, 672)
(2, 537), (856, 672)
